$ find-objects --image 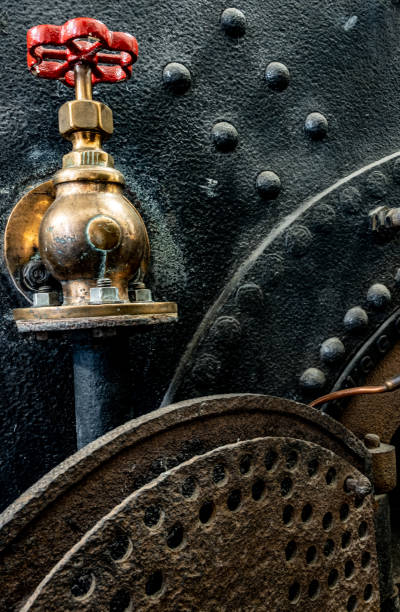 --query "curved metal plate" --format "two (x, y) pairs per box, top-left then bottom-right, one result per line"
(0, 394), (370, 611)
(22, 437), (379, 611)
(4, 180), (54, 302)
